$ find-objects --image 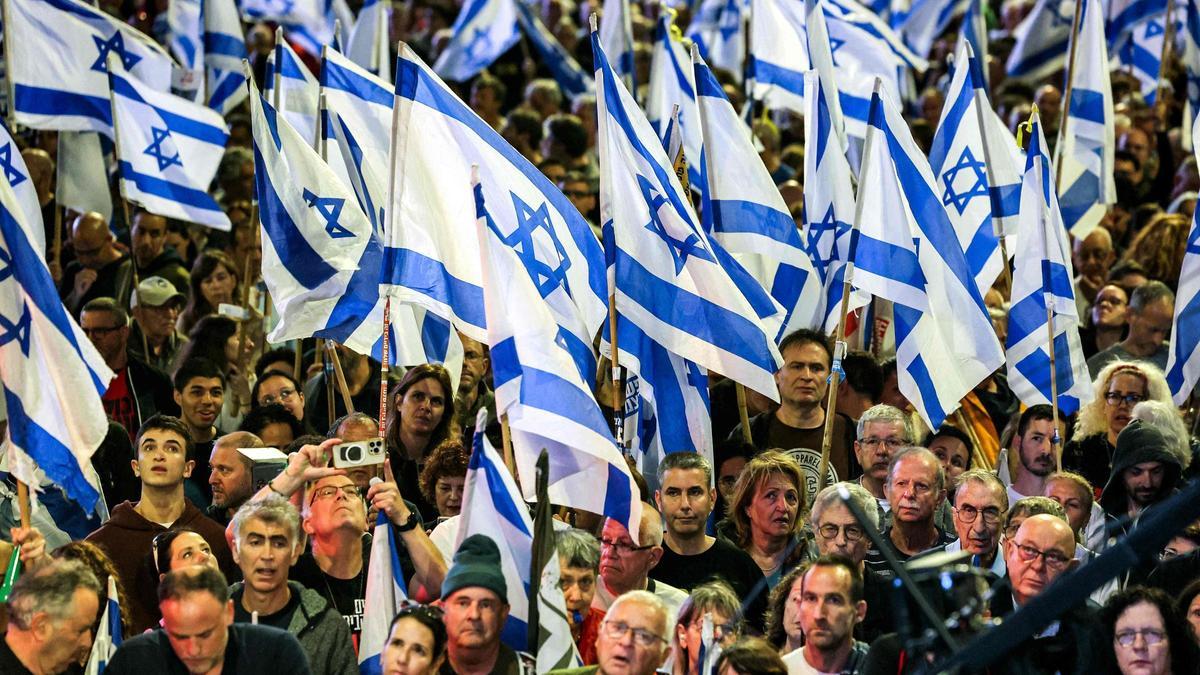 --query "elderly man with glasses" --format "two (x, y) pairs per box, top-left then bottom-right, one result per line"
(548, 590), (672, 675)
(593, 505), (687, 621)
(926, 470), (1009, 577)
